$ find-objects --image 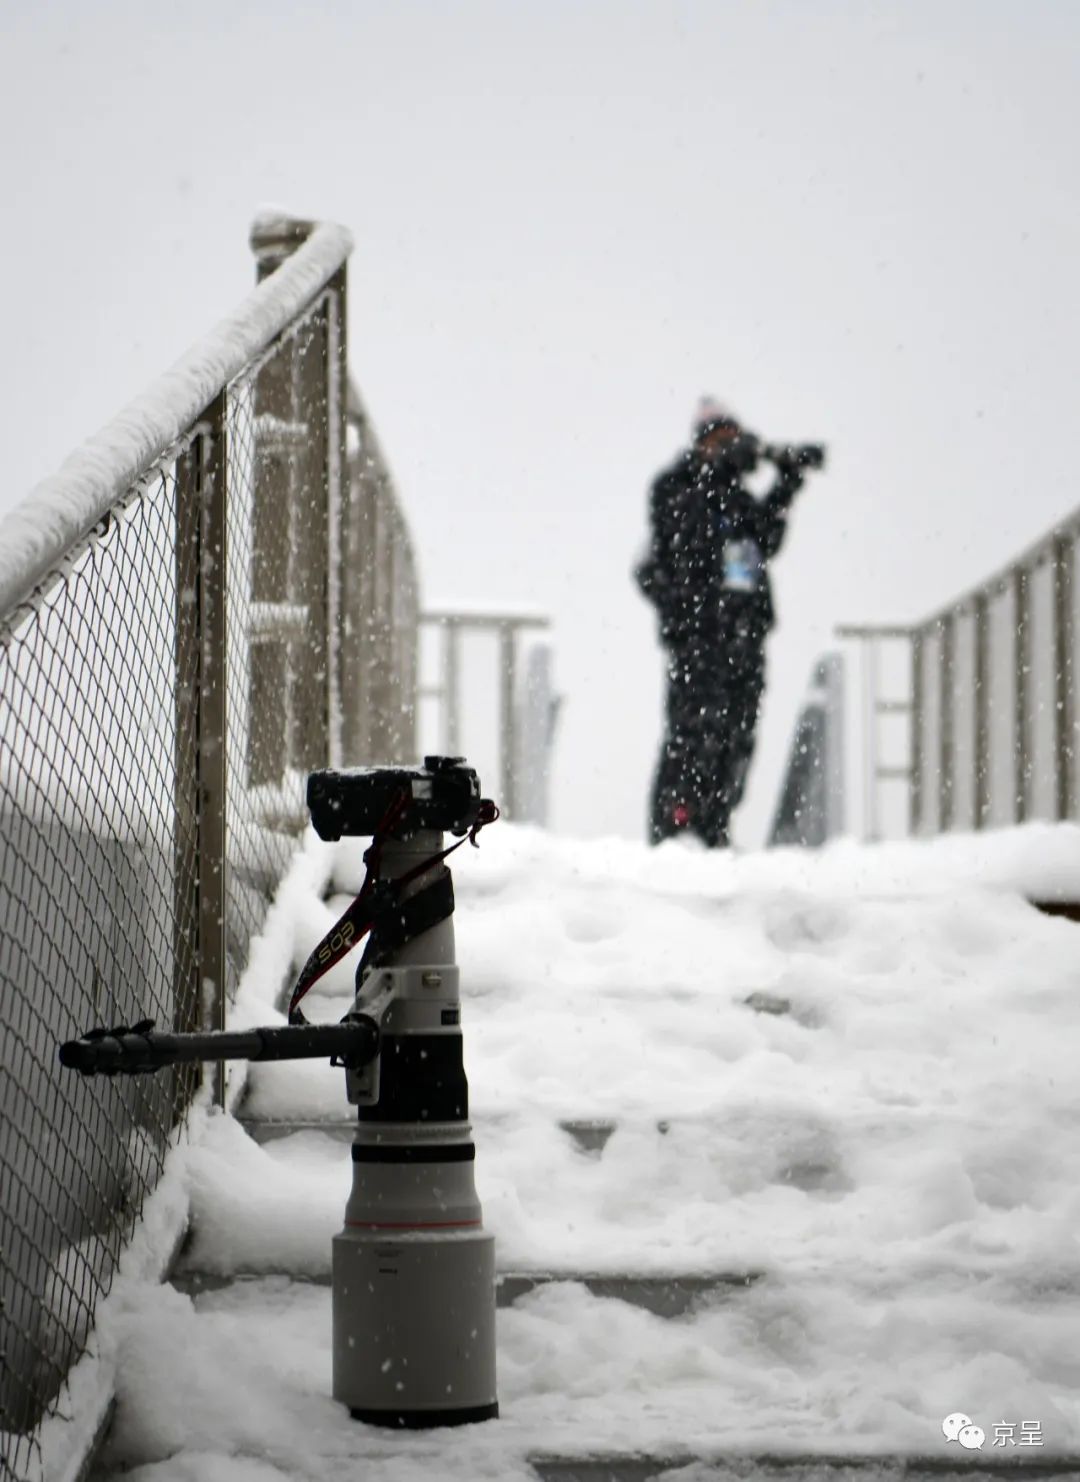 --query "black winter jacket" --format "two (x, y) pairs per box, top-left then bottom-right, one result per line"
(635, 449), (802, 649)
